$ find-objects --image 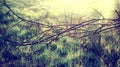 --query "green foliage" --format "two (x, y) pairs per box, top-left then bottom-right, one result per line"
(56, 62), (69, 67)
(57, 48), (68, 57)
(2, 50), (20, 62)
(36, 55), (50, 67)
(52, 28), (62, 34)
(105, 35), (116, 44)
(0, 0), (120, 67)
(49, 44), (57, 51)
(81, 52), (101, 67)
